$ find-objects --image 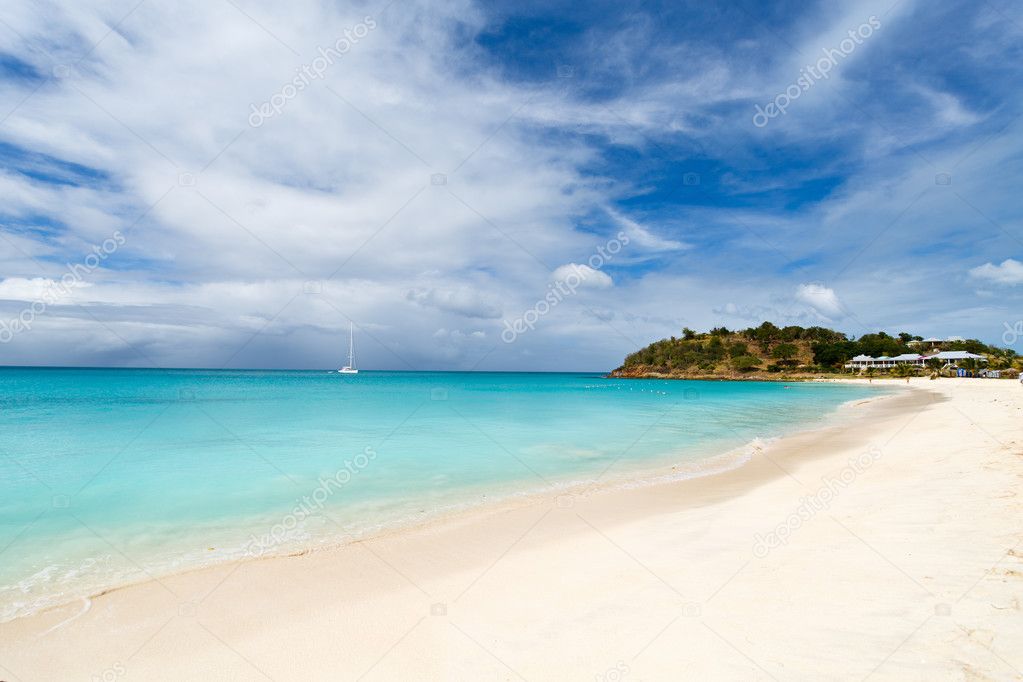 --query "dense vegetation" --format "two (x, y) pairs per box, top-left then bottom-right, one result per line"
(614, 322), (1020, 378)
